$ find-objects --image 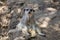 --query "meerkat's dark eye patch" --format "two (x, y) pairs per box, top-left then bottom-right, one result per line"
(24, 8), (35, 13)
(30, 9), (35, 12)
(30, 9), (33, 12)
(28, 9), (35, 14)
(24, 9), (29, 11)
